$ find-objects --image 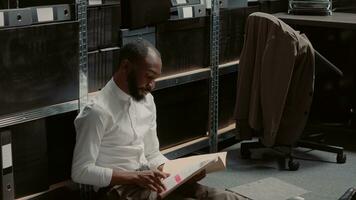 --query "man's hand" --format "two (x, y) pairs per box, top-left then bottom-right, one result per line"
(135, 170), (170, 193)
